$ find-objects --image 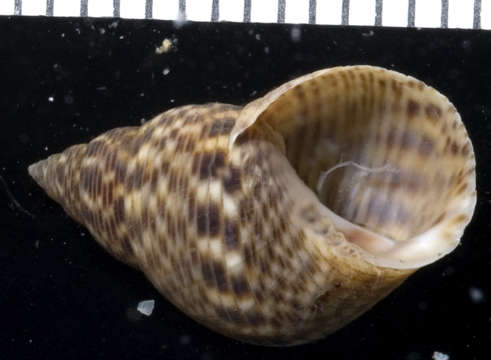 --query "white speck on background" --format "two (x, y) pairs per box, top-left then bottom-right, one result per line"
(162, 67), (170, 75)
(264, 46), (270, 54)
(137, 300), (155, 316)
(432, 351), (449, 360)
(48, 96), (54, 103)
(469, 287), (485, 303)
(44, 146), (48, 151)
(255, 33), (261, 40)
(290, 27), (301, 42)
(156, 39), (173, 54)
(462, 40), (472, 50)
(99, 28), (106, 35)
